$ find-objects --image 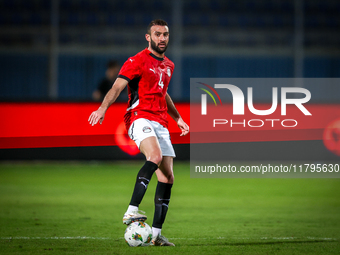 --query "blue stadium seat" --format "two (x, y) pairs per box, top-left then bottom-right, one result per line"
(4, 0), (15, 10)
(0, 12), (5, 25)
(79, 0), (91, 11)
(86, 13), (98, 26)
(199, 14), (210, 26)
(184, 34), (200, 45)
(67, 13), (80, 26)
(59, 34), (71, 45)
(151, 0), (165, 11)
(113, 0), (129, 10)
(227, 1), (237, 11)
(113, 36), (126, 46)
(21, 0), (34, 11)
(255, 16), (266, 28)
(326, 16), (339, 28)
(143, 14), (154, 26)
(263, 0), (275, 11)
(304, 15), (319, 28)
(184, 0), (200, 11)
(317, 2), (329, 12)
(163, 15), (172, 26)
(29, 12), (43, 25)
(183, 15), (191, 26)
(0, 35), (8, 46)
(208, 0), (221, 11)
(218, 15), (230, 27)
(97, 0), (109, 11)
(60, 0), (71, 11)
(40, 0), (51, 10)
(245, 0), (256, 11)
(281, 1), (293, 12)
(124, 14), (136, 26)
(244, 36), (256, 47)
(238, 15), (250, 28)
(107, 14), (117, 25)
(336, 2), (340, 12)
(11, 13), (24, 25)
(273, 16), (284, 27)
